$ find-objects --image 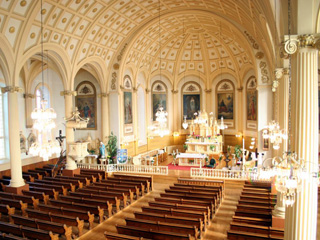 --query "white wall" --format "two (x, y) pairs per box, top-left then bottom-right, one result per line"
(137, 86), (147, 146)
